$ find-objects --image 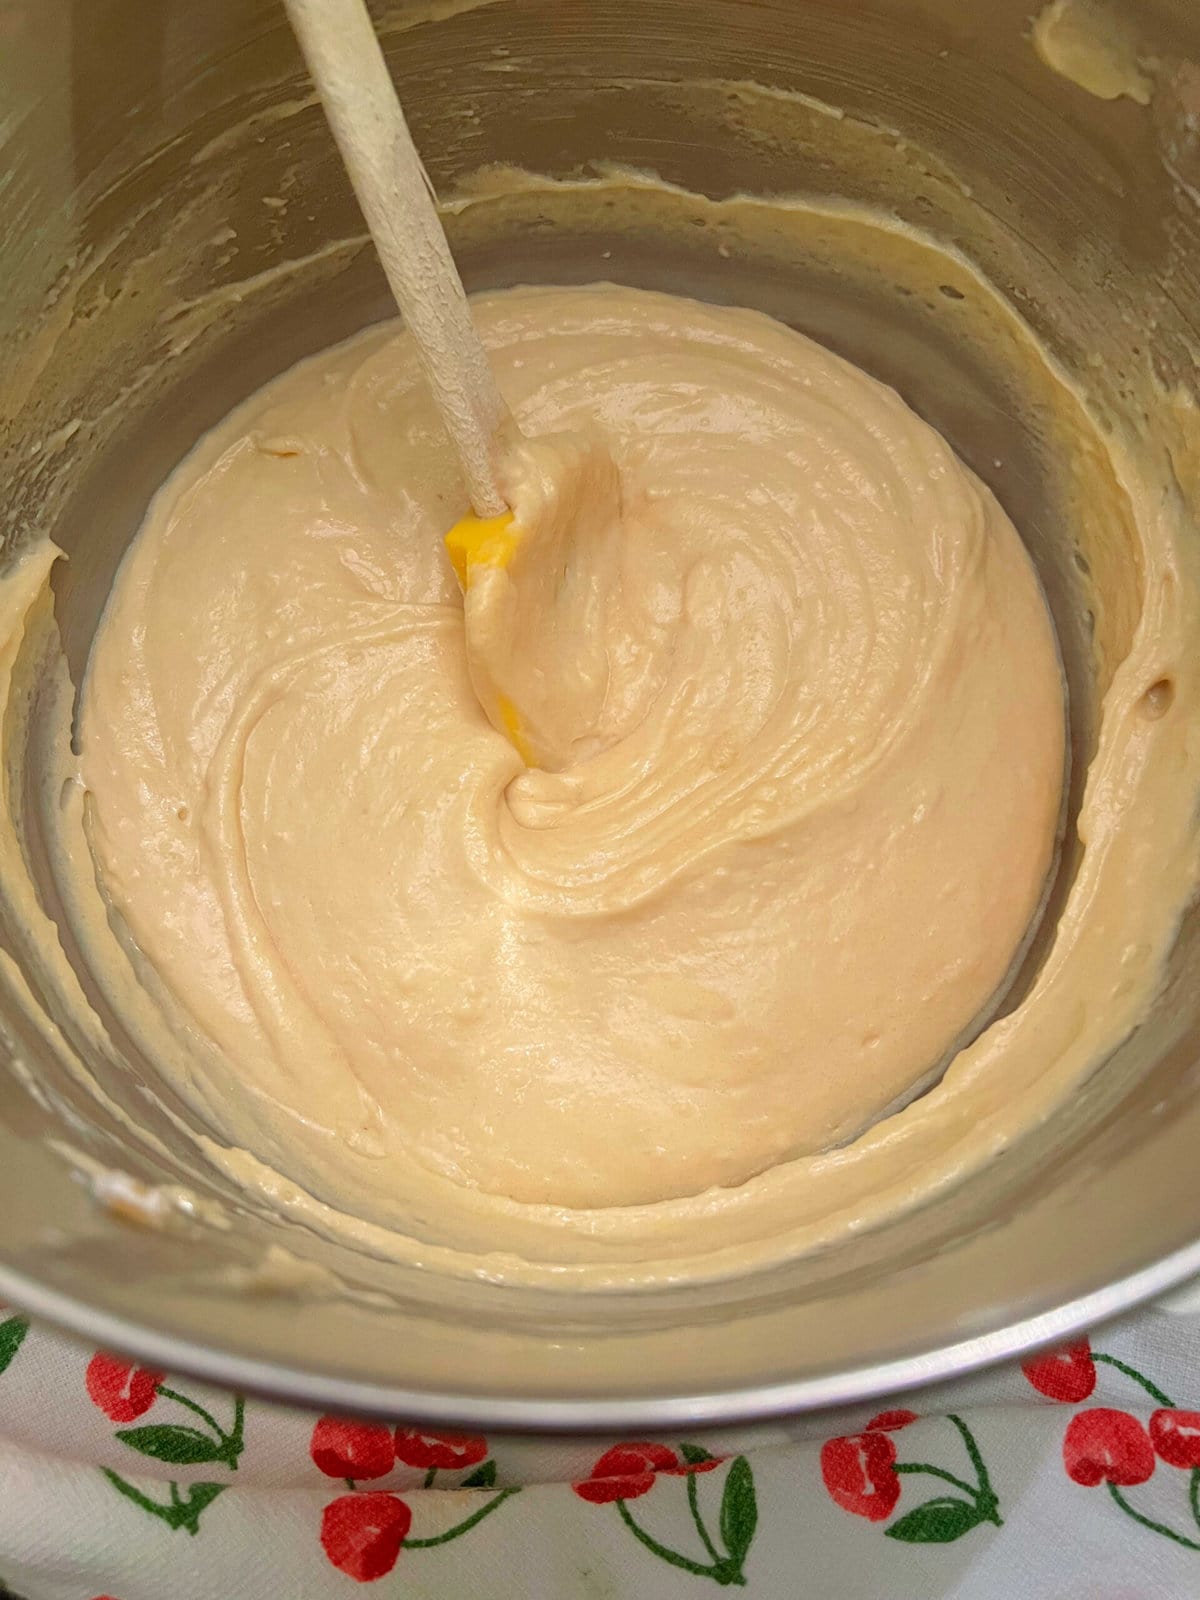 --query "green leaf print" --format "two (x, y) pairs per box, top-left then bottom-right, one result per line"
(886, 1496), (983, 1544)
(114, 1423), (228, 1466)
(0, 1318), (28, 1377)
(719, 1456), (758, 1565)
